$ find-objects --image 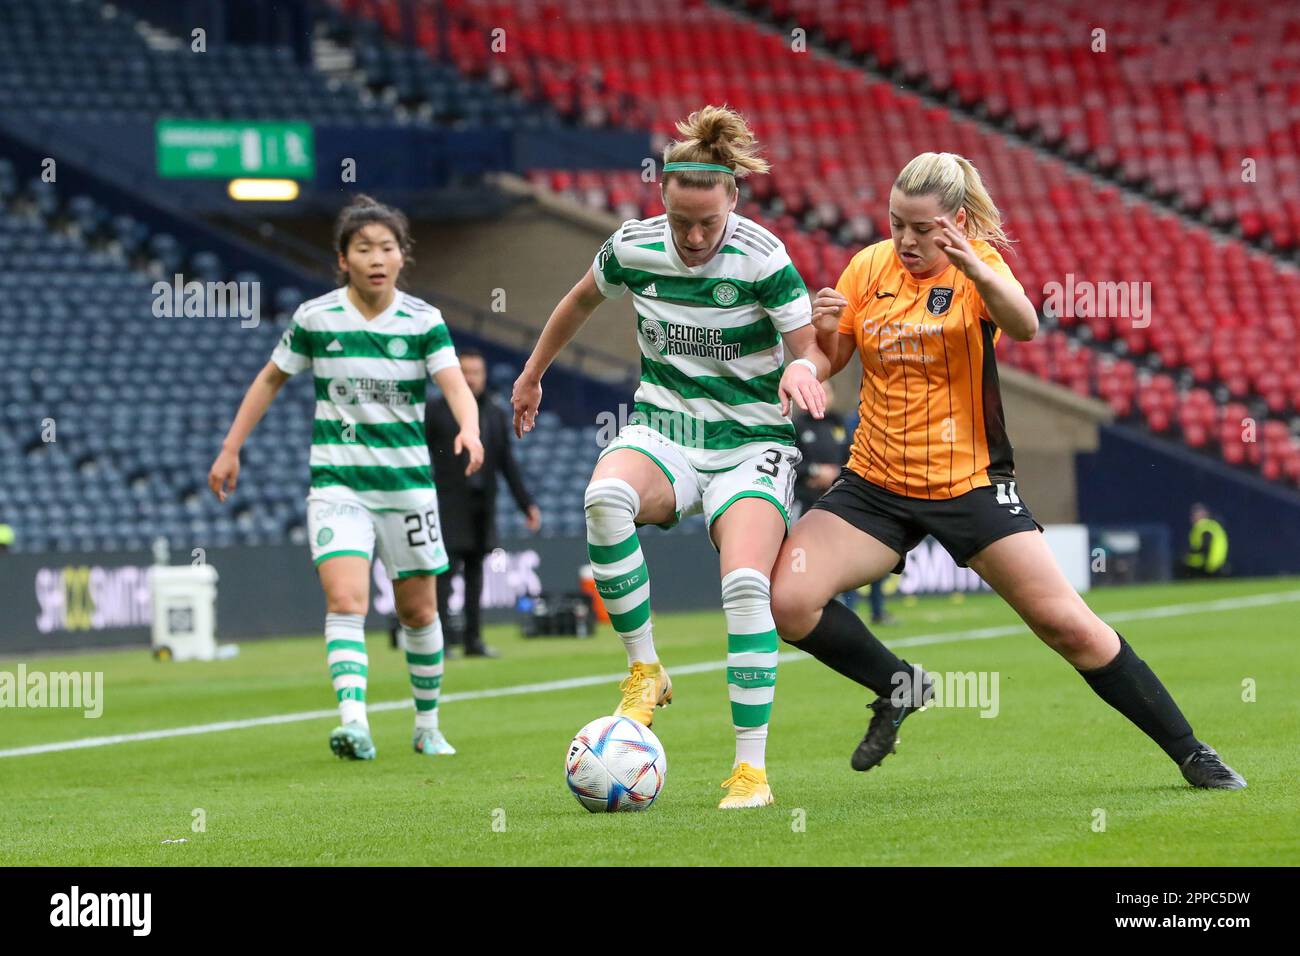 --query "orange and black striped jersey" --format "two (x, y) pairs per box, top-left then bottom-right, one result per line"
(835, 239), (1023, 499)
